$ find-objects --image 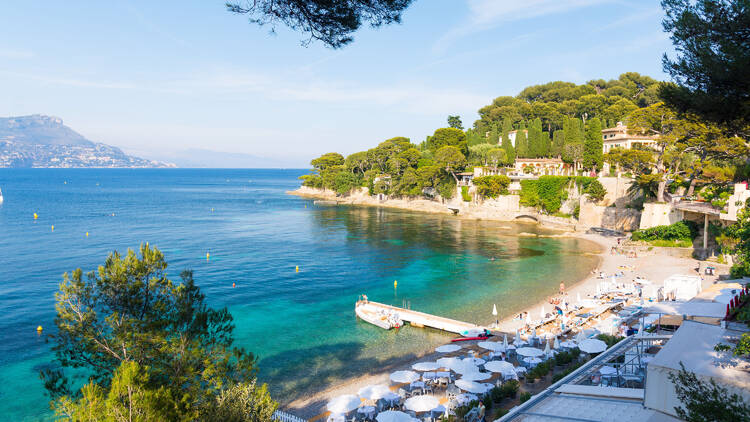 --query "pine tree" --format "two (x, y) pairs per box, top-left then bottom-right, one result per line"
(500, 118), (516, 164)
(583, 117), (603, 171)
